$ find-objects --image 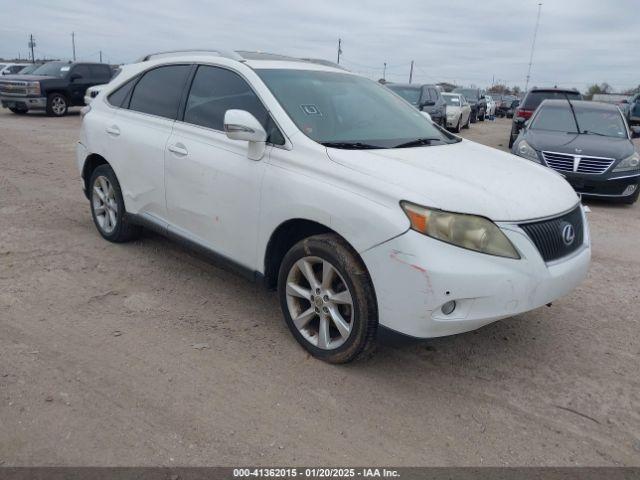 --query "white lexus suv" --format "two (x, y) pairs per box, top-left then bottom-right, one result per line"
(77, 50), (590, 363)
